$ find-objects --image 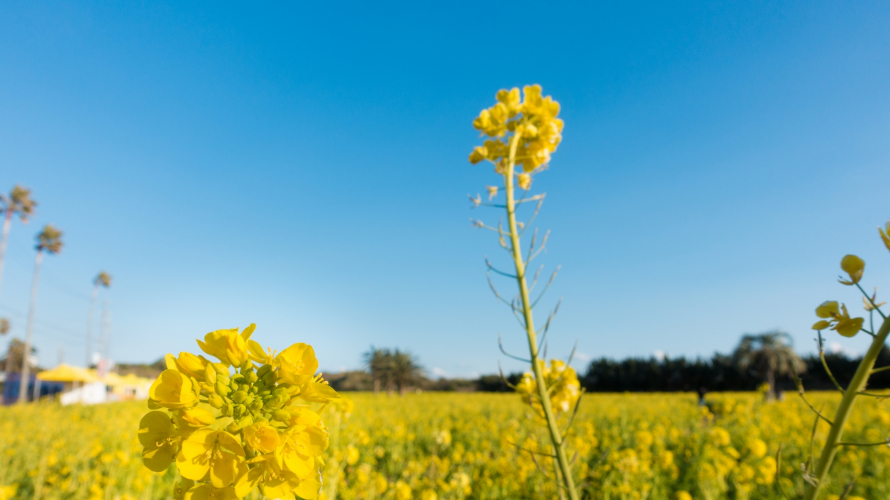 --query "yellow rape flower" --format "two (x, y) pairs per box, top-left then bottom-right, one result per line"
(879, 220), (890, 252)
(175, 352), (209, 379)
(138, 410), (180, 472)
(276, 343), (319, 386)
(149, 369), (198, 410)
(838, 254), (865, 285)
(198, 327), (249, 367)
(178, 429), (245, 488)
(813, 300), (864, 337)
(243, 423), (280, 454)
